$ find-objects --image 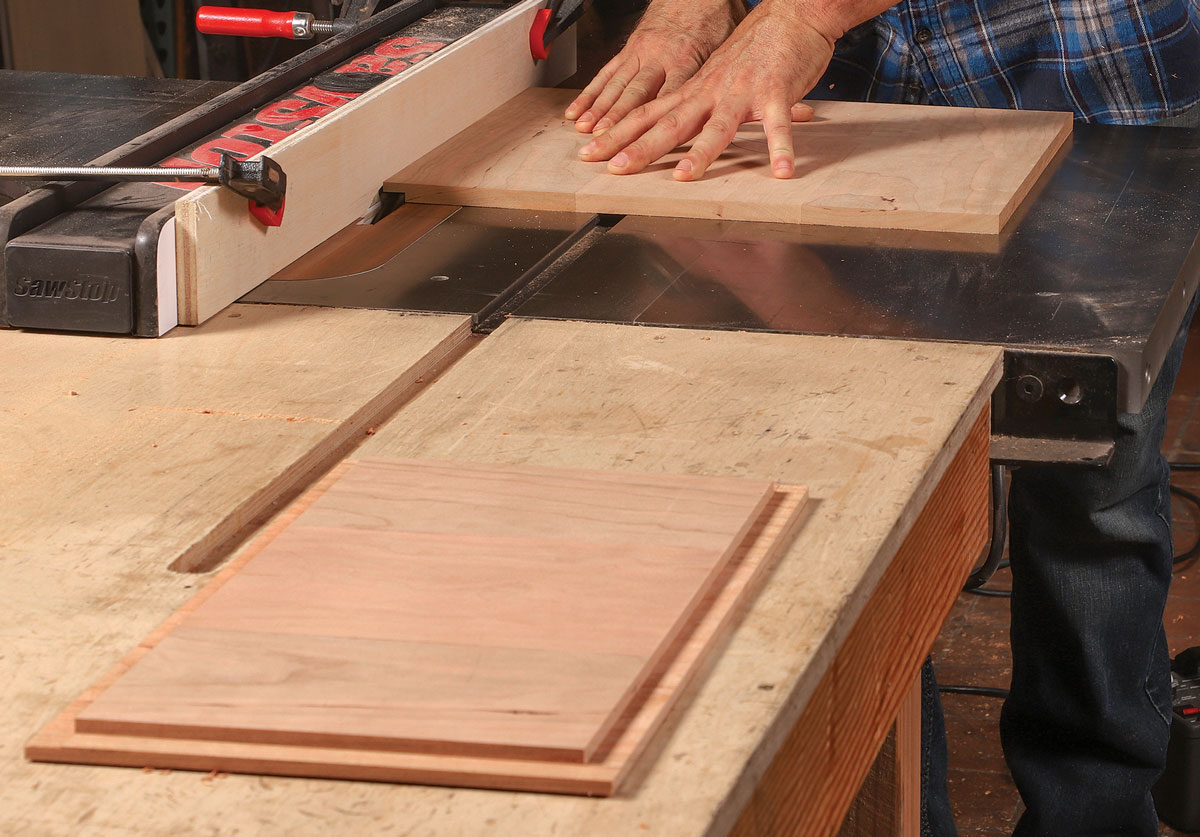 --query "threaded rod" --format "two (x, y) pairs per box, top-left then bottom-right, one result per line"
(0, 165), (218, 182)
